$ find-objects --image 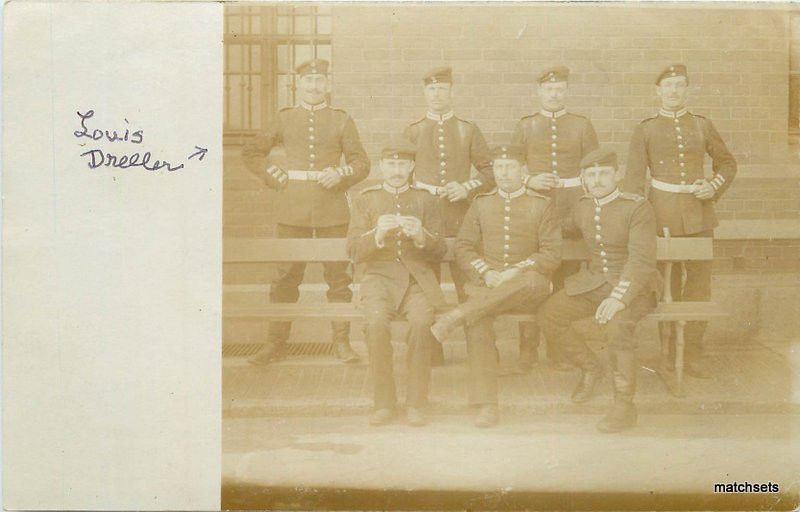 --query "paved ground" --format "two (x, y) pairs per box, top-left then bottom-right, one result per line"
(222, 413), (800, 509)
